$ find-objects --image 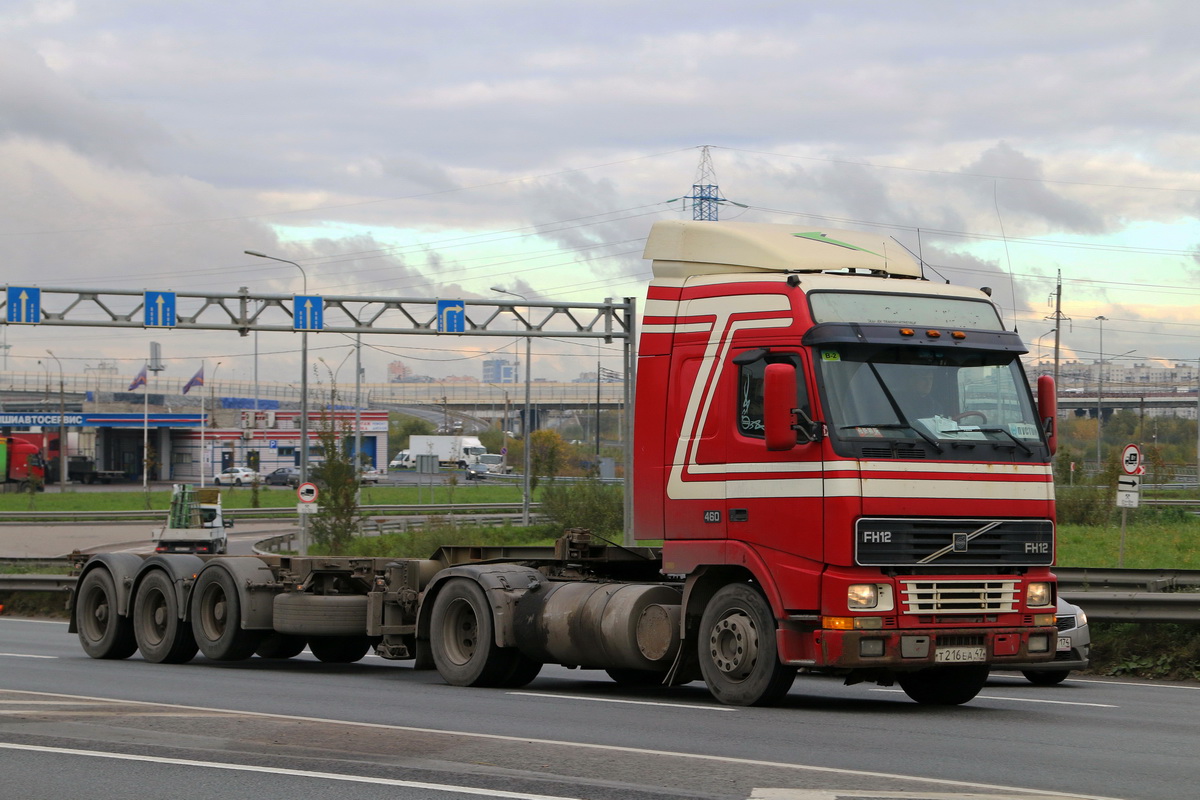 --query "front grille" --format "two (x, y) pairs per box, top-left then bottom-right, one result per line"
(856, 517), (1054, 566)
(901, 579), (1017, 614)
(1056, 615), (1076, 632)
